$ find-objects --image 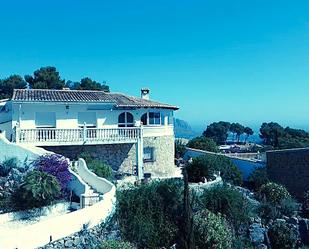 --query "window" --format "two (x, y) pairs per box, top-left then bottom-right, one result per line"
(118, 112), (134, 127)
(149, 112), (161, 125)
(35, 112), (56, 128)
(78, 112), (97, 128)
(143, 147), (155, 162)
(141, 112), (161, 126)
